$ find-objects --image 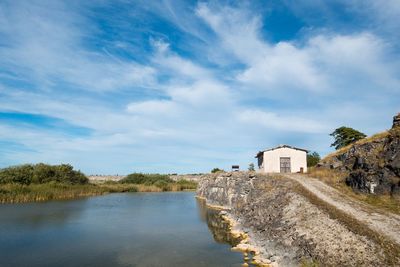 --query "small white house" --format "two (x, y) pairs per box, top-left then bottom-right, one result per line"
(255, 145), (308, 173)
